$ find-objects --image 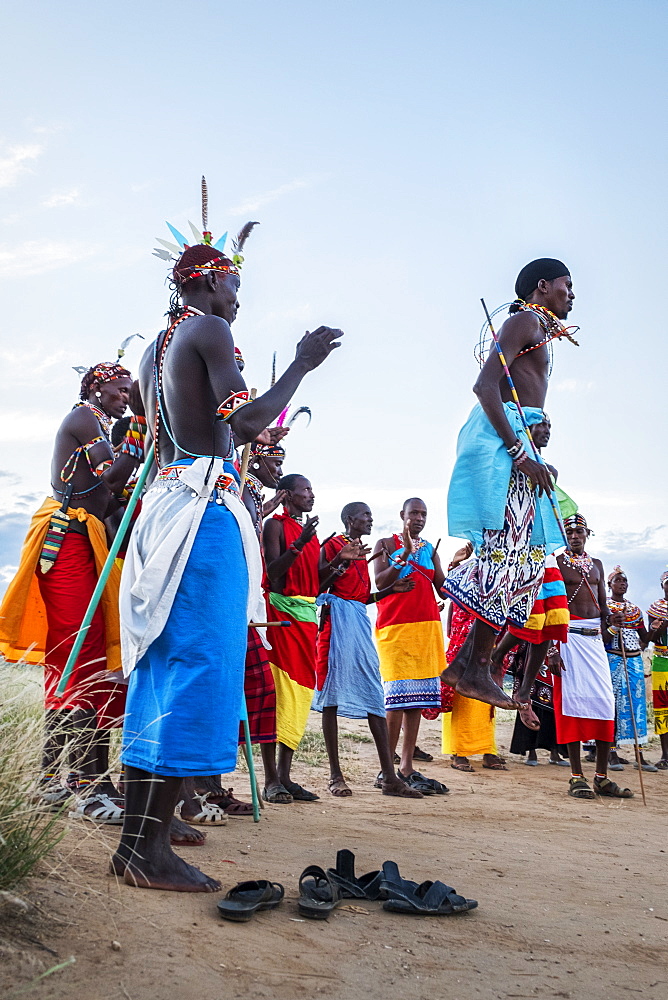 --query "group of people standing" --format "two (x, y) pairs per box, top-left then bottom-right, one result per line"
(1, 211), (666, 895)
